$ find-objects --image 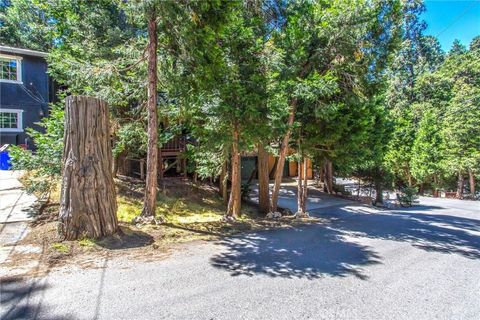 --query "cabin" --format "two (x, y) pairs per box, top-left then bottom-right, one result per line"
(0, 46), (53, 149)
